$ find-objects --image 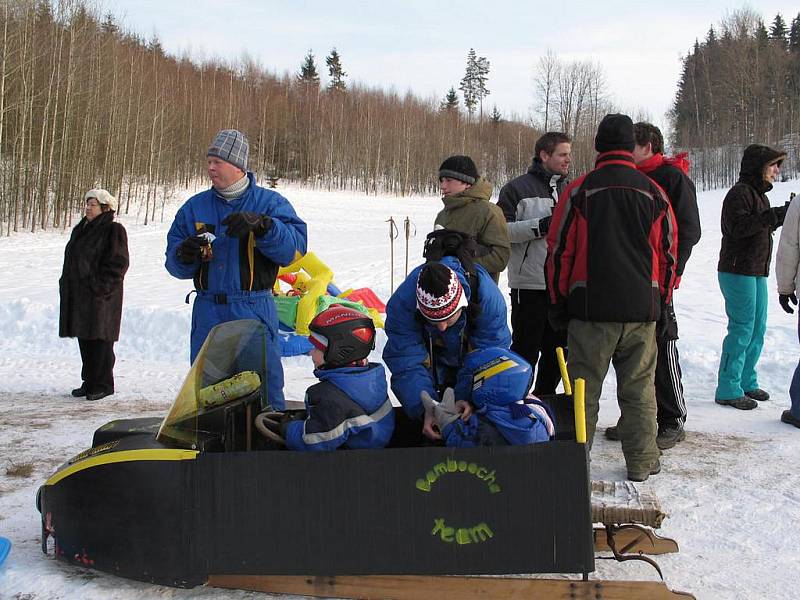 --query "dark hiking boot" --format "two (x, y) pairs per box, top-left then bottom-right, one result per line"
(71, 386), (87, 397)
(715, 396), (757, 410)
(627, 458), (661, 482)
(86, 391), (114, 401)
(781, 410), (800, 429)
(745, 388), (770, 402)
(604, 426), (620, 441)
(656, 427), (686, 450)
